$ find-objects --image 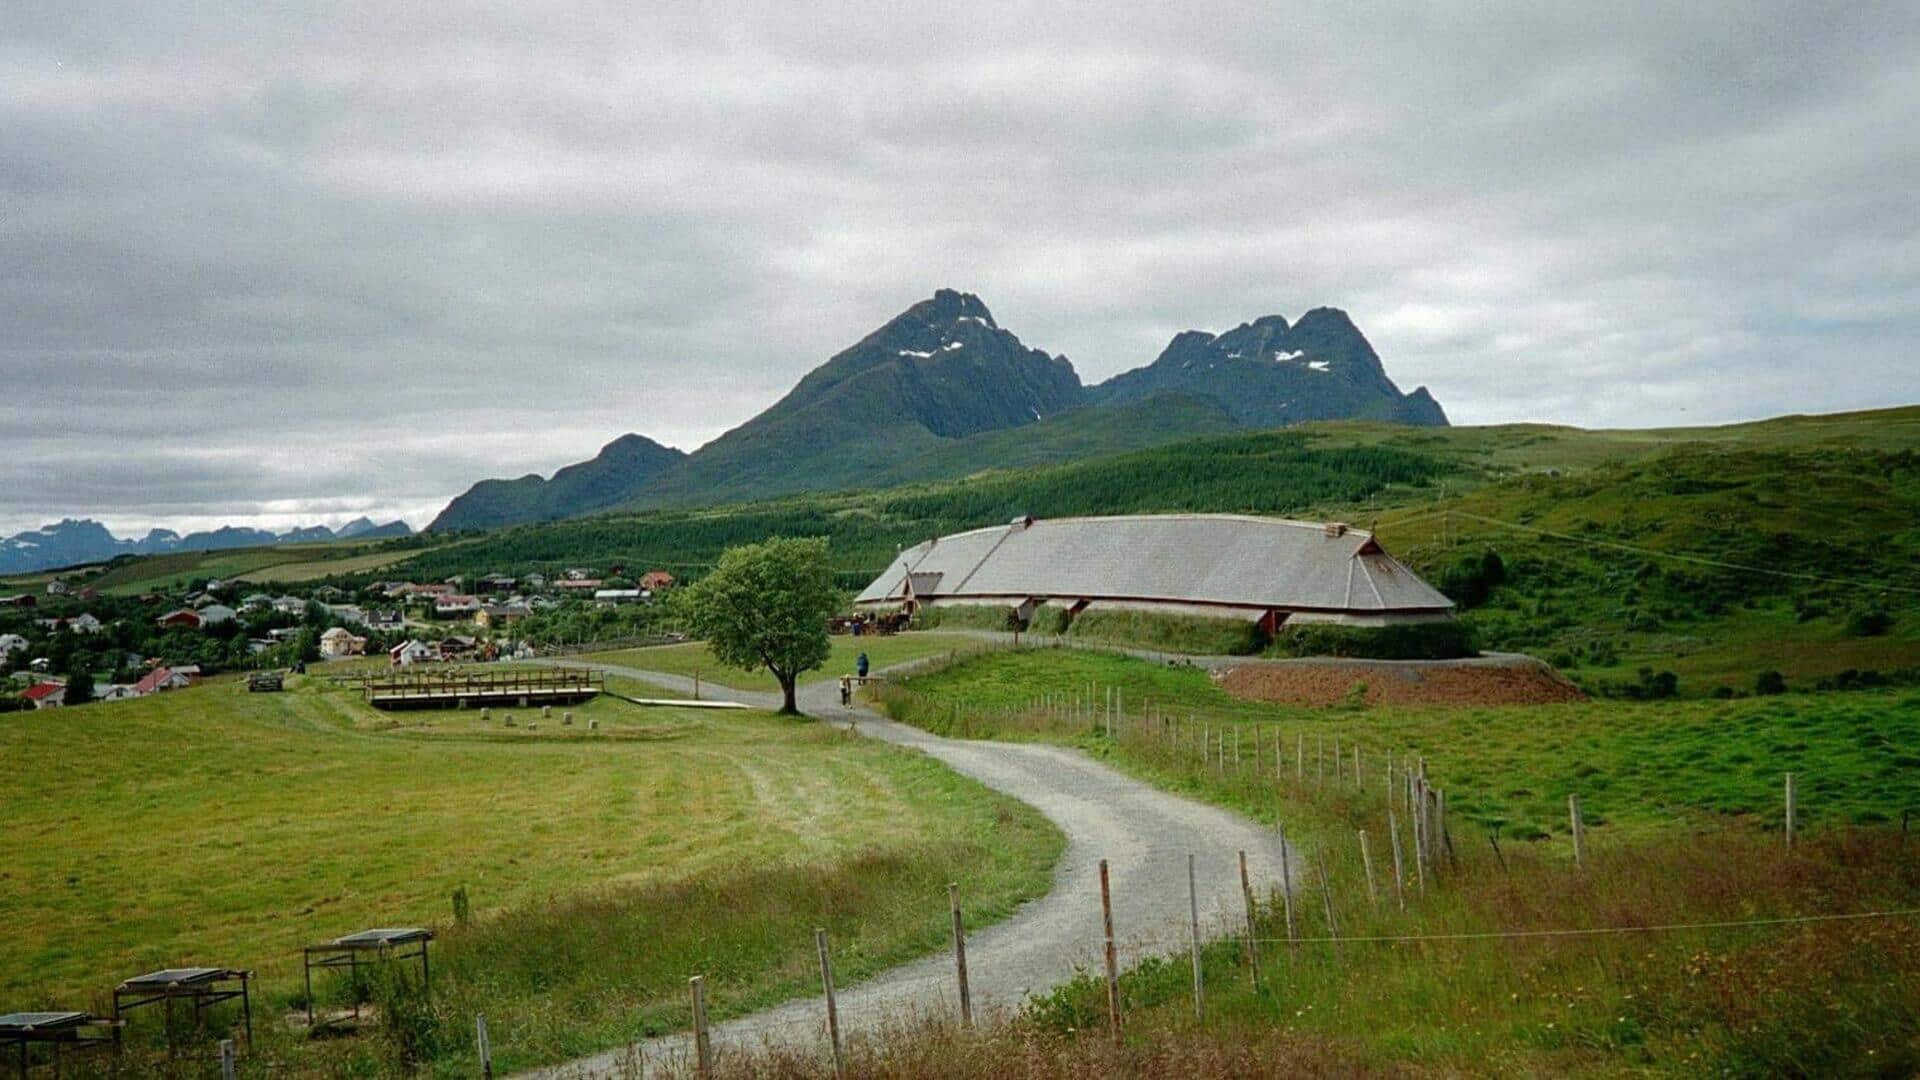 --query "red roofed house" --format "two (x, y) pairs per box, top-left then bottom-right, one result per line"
(639, 571), (676, 591)
(156, 608), (203, 630)
(22, 680), (66, 709)
(133, 666), (195, 696)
